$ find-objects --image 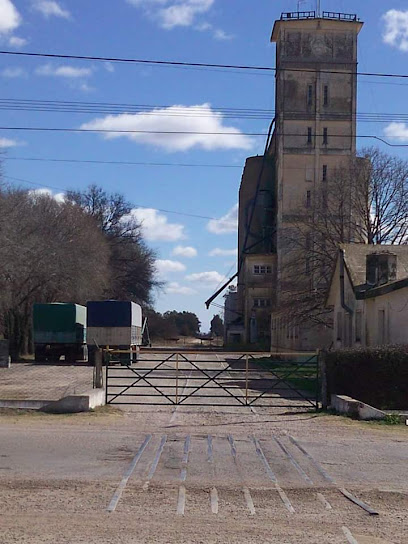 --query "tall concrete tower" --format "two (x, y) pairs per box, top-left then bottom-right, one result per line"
(230, 10), (364, 350)
(269, 10), (364, 350)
